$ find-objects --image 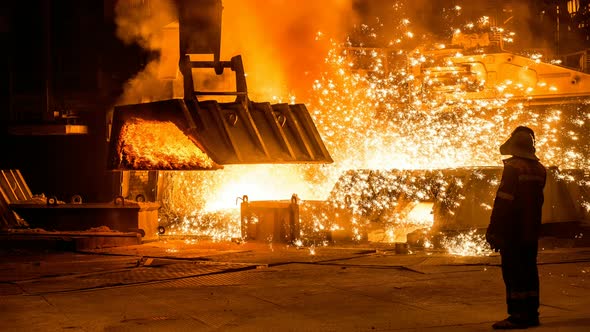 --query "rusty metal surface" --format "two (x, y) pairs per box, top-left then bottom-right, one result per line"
(240, 196), (300, 243)
(15, 260), (256, 295)
(195, 100), (332, 164)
